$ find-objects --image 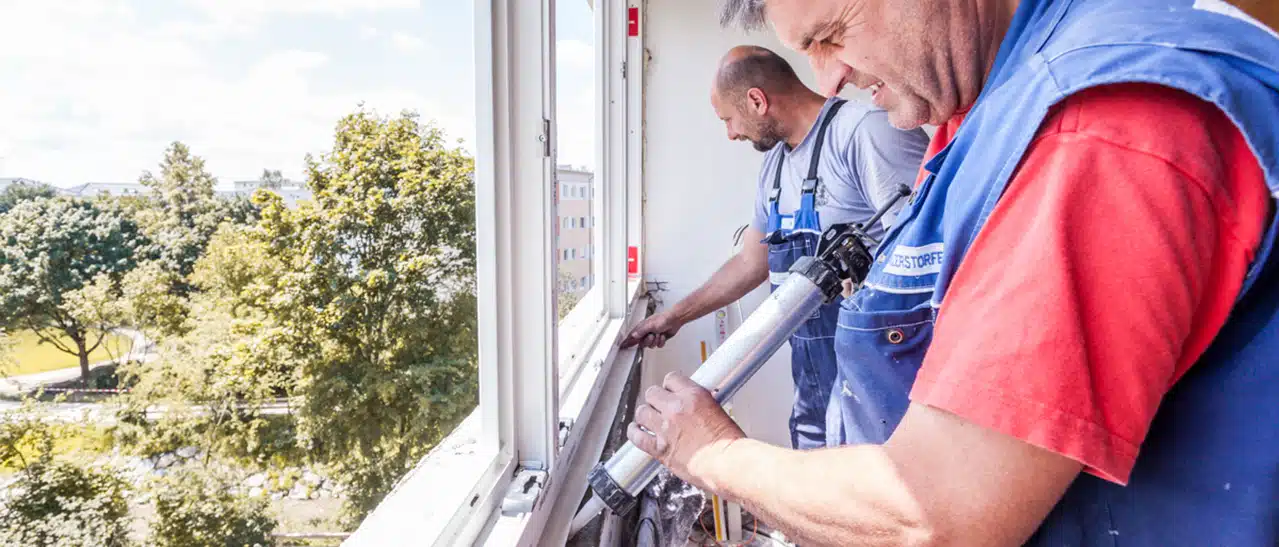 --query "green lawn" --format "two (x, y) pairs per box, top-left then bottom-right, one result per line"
(4, 330), (133, 376)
